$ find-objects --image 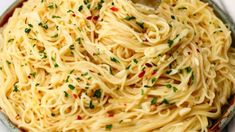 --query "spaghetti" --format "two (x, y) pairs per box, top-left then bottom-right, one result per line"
(0, 0), (235, 131)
